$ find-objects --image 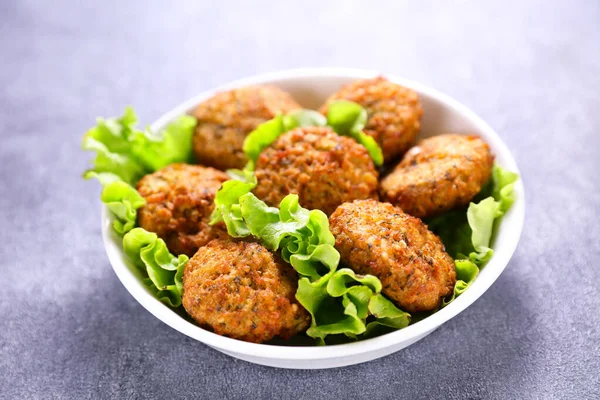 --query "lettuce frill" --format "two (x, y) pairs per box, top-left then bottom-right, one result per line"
(210, 180), (410, 343)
